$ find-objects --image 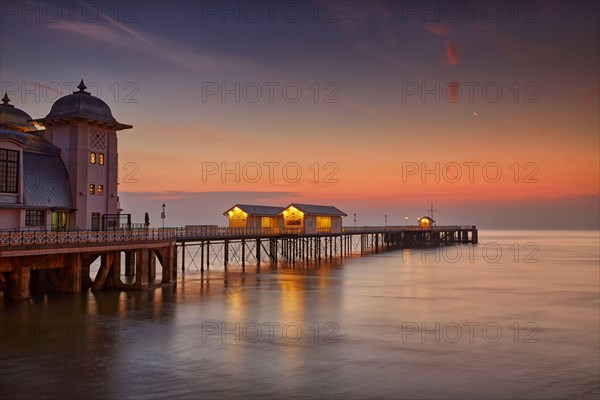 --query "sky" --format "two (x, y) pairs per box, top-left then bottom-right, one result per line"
(1, 0), (598, 229)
